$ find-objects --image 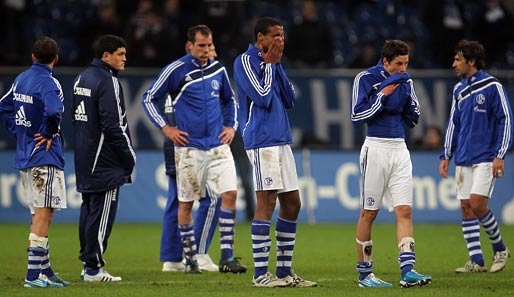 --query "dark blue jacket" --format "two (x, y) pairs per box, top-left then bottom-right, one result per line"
(72, 58), (136, 193)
